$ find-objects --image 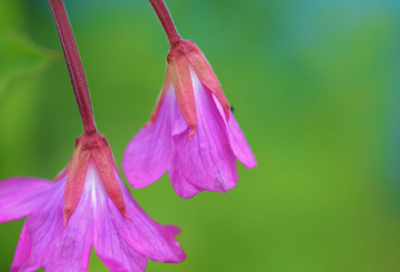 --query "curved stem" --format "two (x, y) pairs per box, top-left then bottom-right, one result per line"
(48, 0), (97, 135)
(148, 0), (181, 46)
